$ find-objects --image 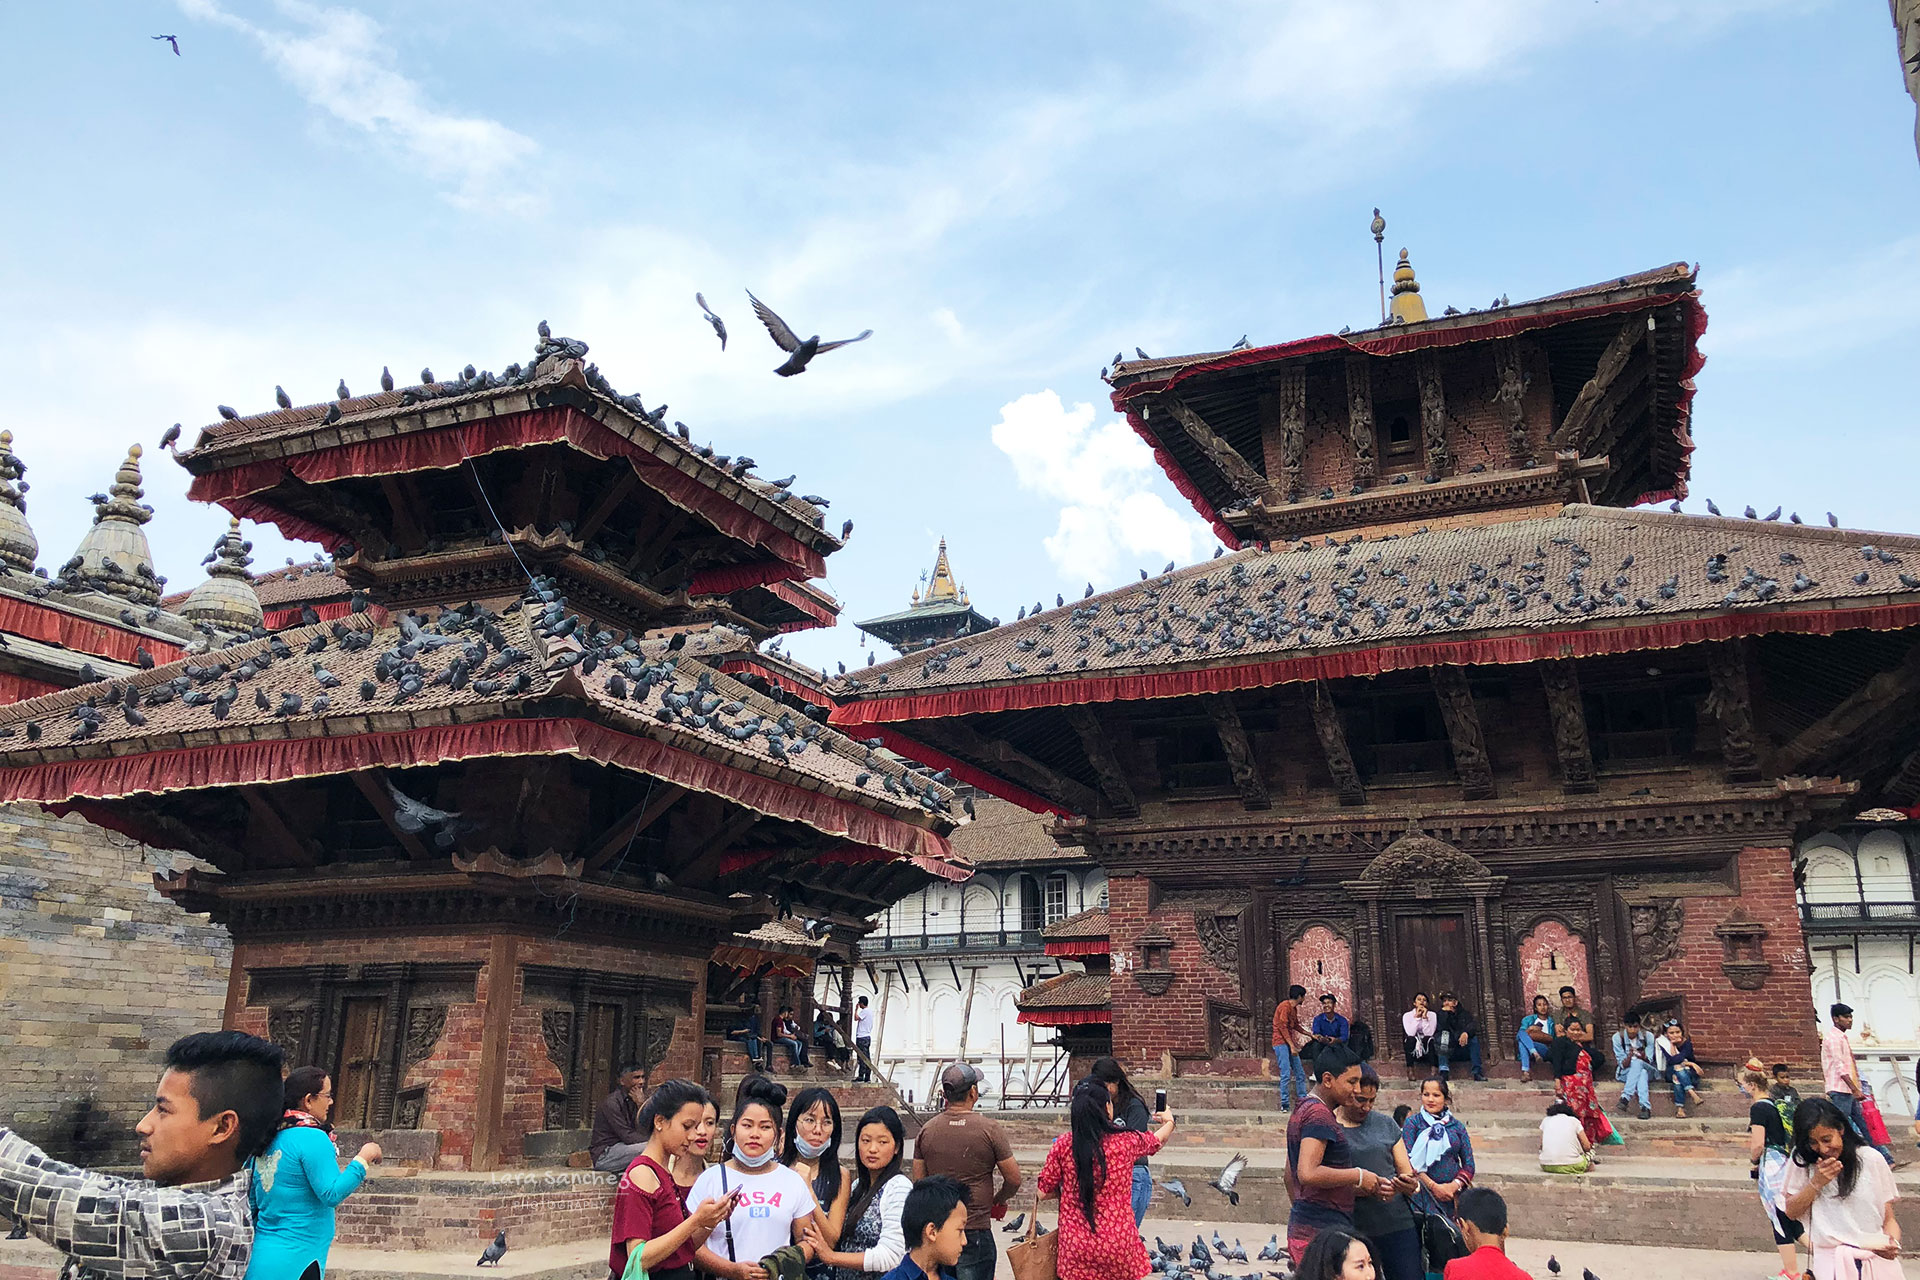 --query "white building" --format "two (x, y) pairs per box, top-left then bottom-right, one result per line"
(1797, 815), (1920, 1113)
(816, 797), (1104, 1107)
